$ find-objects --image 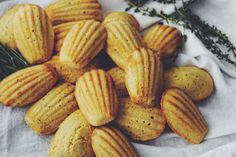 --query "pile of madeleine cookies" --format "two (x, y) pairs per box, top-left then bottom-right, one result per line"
(0, 0), (214, 156)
